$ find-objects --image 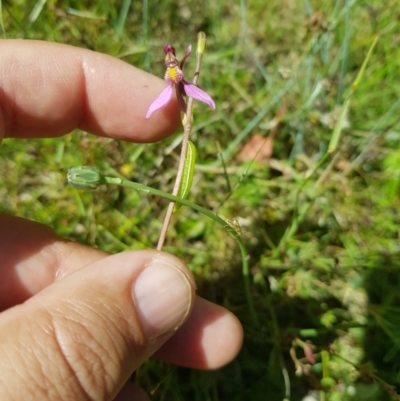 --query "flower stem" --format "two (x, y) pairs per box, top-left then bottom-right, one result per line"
(104, 175), (259, 327)
(157, 32), (206, 251)
(67, 165), (259, 326)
